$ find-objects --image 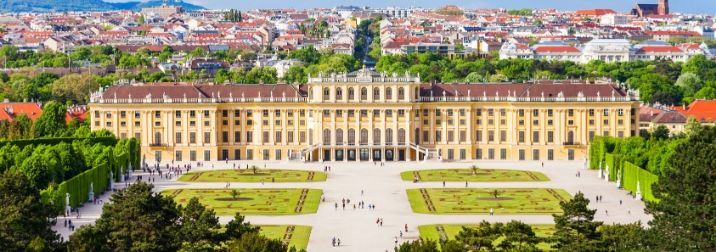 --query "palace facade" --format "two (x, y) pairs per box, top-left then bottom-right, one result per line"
(89, 68), (639, 163)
